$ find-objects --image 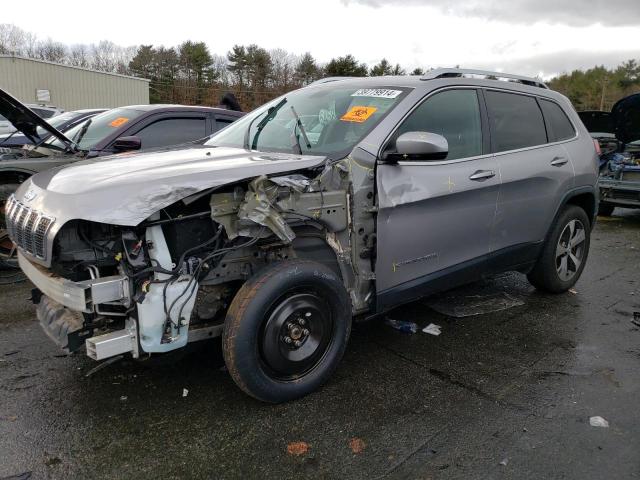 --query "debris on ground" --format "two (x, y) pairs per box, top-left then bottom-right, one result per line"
(422, 323), (442, 336)
(349, 437), (366, 454)
(385, 318), (418, 333)
(84, 355), (123, 377)
(632, 312), (640, 328)
(499, 458), (509, 466)
(182, 388), (189, 398)
(569, 288), (578, 294)
(286, 441), (309, 456)
(119, 396), (127, 402)
(589, 416), (610, 428)
(425, 292), (524, 318)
